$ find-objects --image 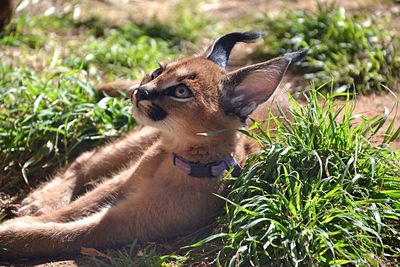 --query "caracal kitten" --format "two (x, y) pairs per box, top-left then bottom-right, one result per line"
(0, 32), (306, 259)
